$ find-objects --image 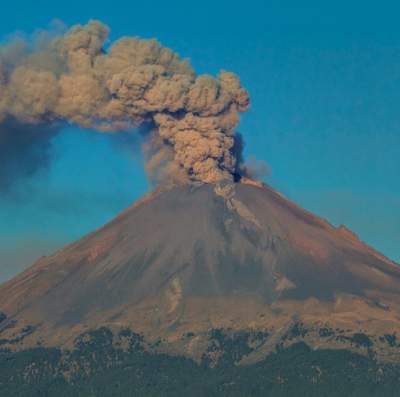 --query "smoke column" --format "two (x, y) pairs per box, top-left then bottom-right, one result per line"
(0, 21), (249, 186)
